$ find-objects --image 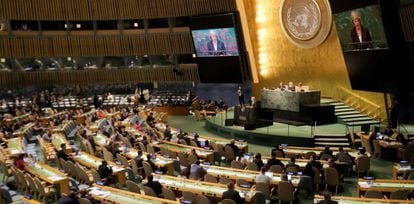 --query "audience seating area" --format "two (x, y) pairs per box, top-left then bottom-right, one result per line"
(0, 102), (413, 204)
